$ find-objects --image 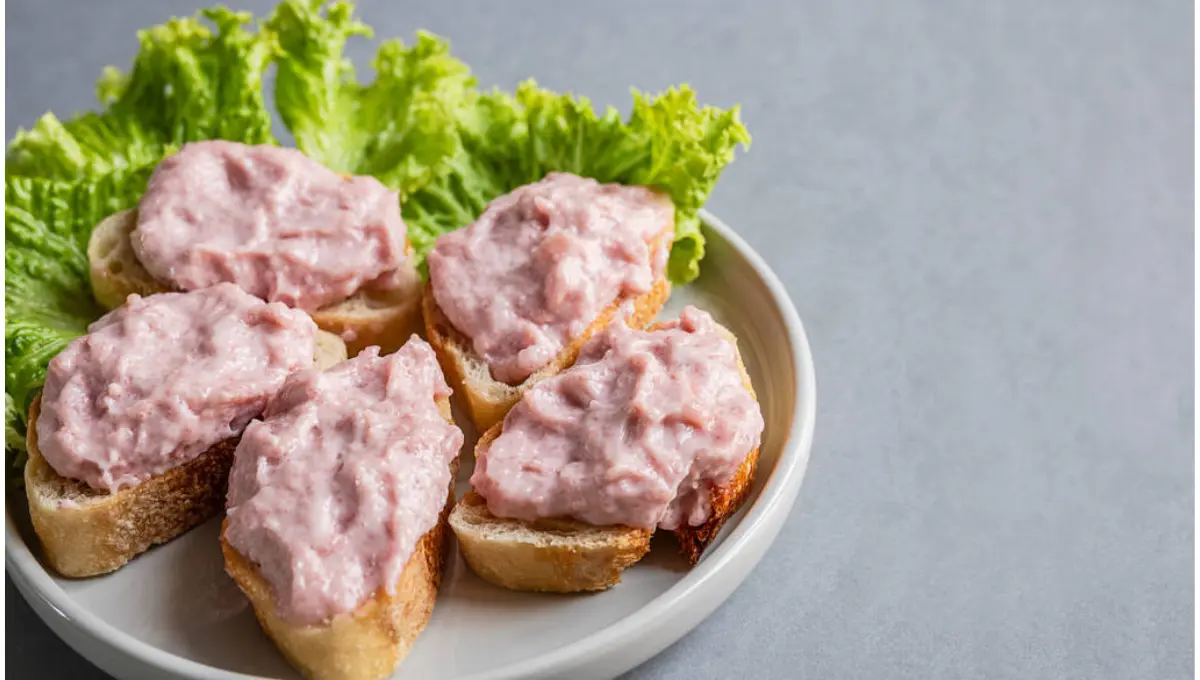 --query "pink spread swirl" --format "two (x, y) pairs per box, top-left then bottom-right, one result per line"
(133, 141), (410, 311)
(472, 306), (763, 530)
(427, 172), (673, 384)
(225, 339), (463, 625)
(36, 284), (317, 492)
